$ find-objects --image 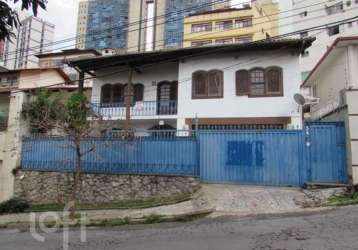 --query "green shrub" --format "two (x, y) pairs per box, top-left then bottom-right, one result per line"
(0, 198), (30, 214)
